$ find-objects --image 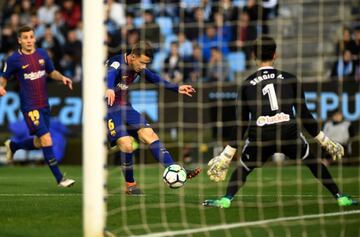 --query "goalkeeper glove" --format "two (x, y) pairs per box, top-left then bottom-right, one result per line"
(315, 131), (344, 161)
(207, 145), (237, 182)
